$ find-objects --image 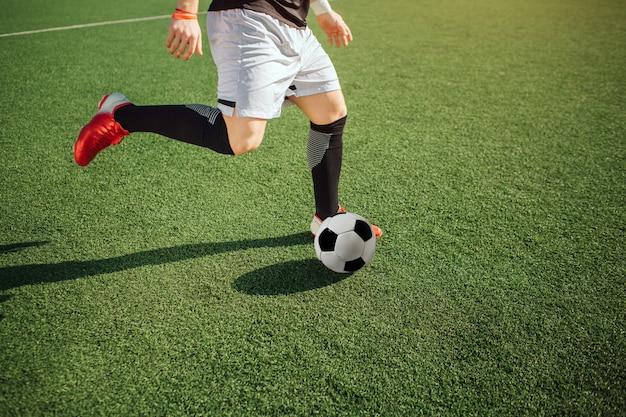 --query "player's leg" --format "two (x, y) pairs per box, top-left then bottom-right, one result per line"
(116, 103), (267, 156)
(73, 94), (268, 166)
(285, 24), (351, 230)
(292, 91), (382, 238)
(288, 31), (382, 237)
(290, 90), (347, 221)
